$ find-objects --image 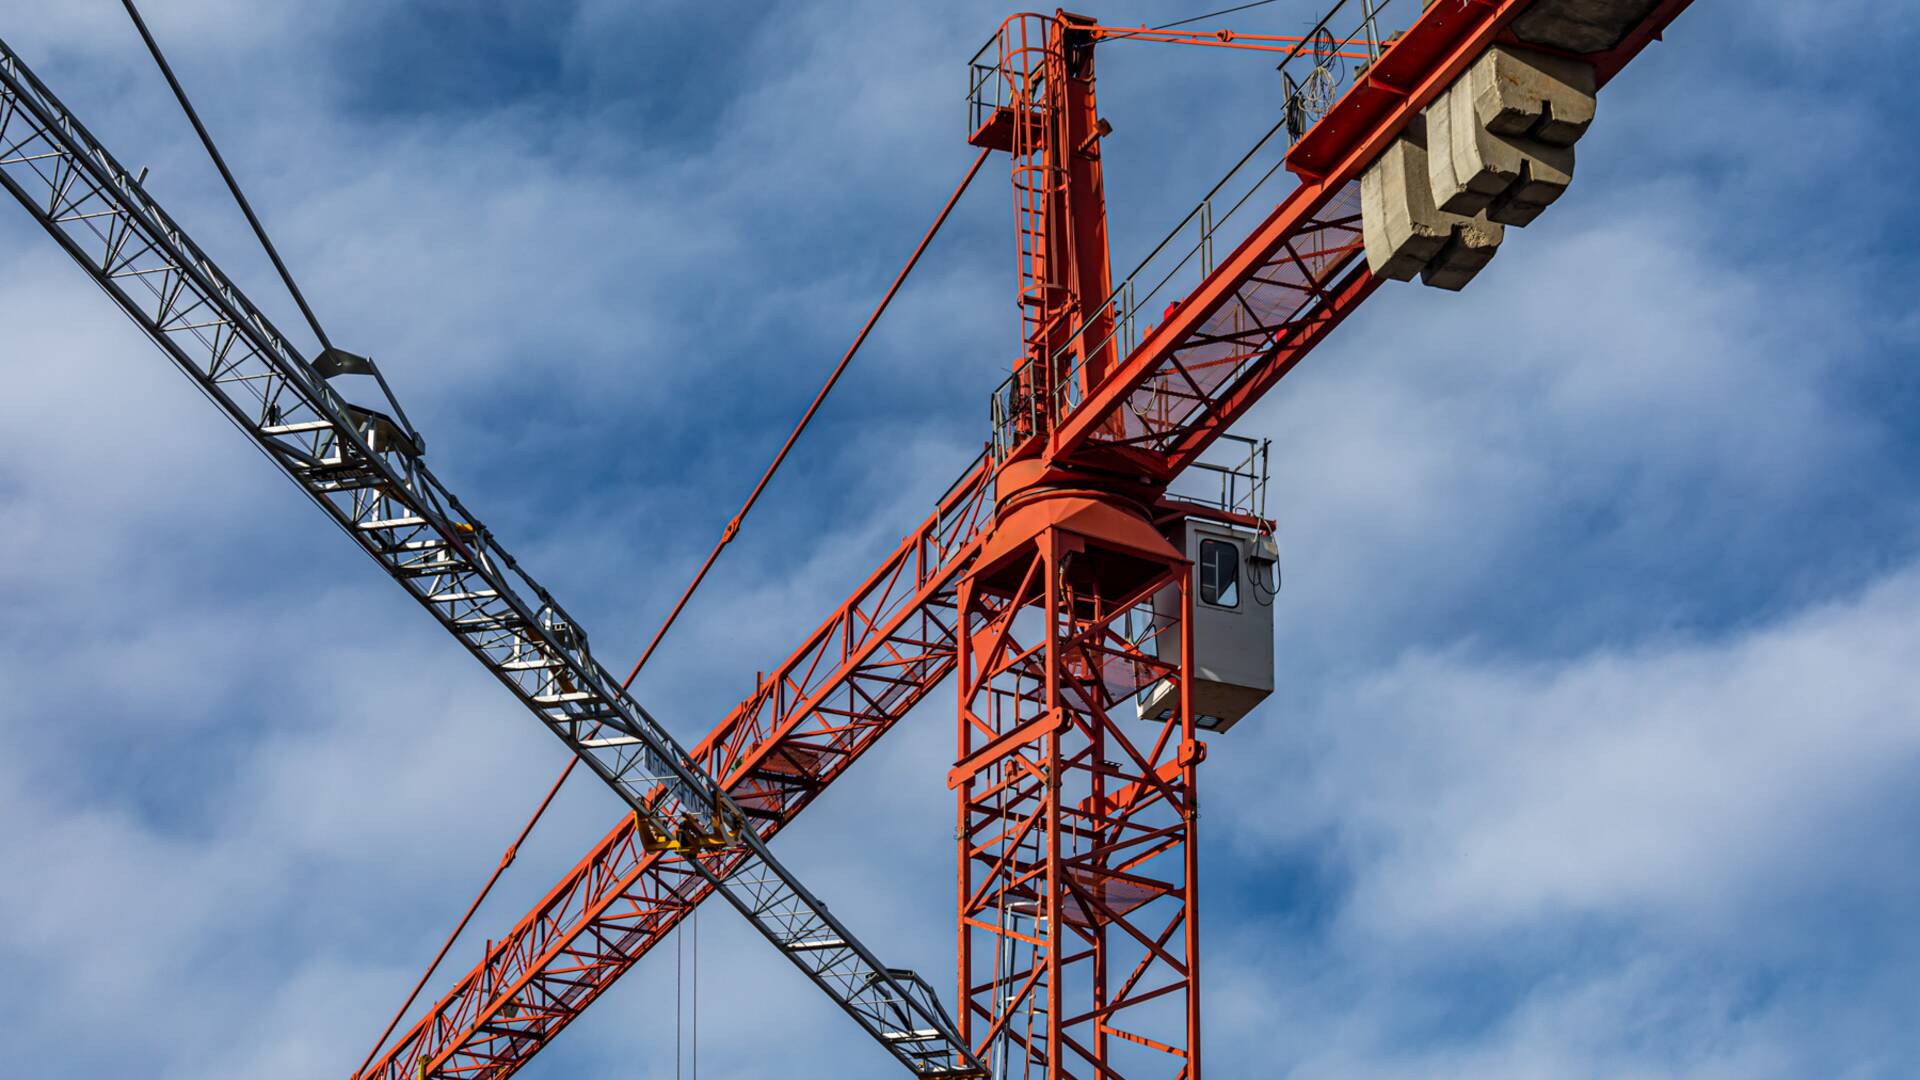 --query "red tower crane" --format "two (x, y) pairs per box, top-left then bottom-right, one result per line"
(351, 2), (1693, 1076)
(0, 0), (1695, 1077)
